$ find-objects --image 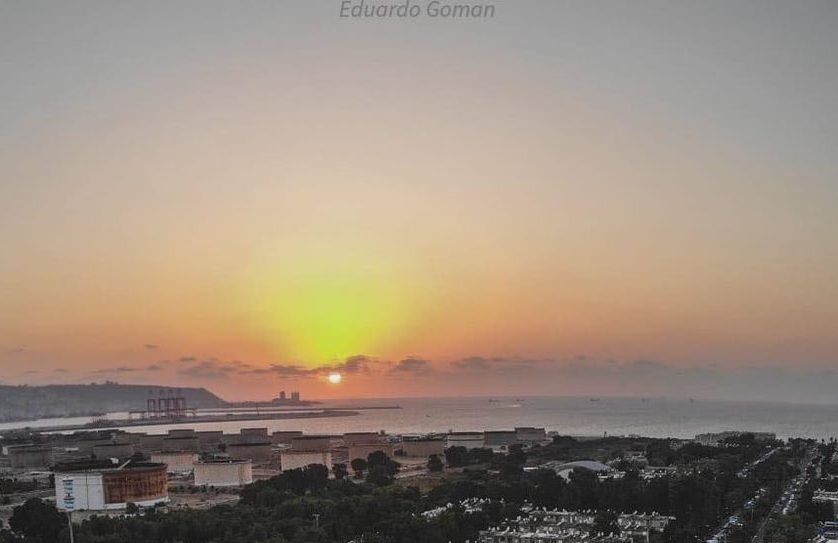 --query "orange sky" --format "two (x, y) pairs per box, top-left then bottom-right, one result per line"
(1, 2), (837, 403)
